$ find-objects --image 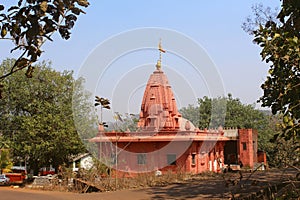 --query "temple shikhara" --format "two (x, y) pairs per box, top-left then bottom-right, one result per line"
(90, 41), (266, 175)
